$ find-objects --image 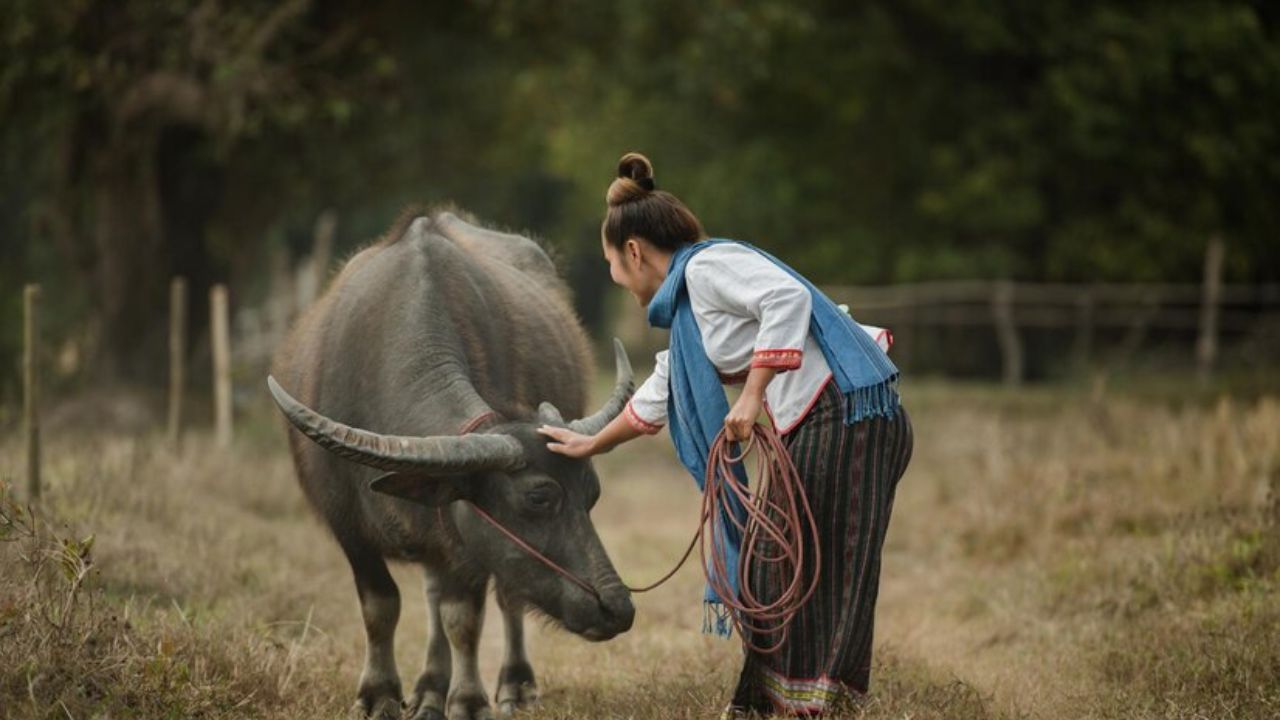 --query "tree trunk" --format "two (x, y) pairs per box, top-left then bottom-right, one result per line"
(89, 137), (168, 381)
